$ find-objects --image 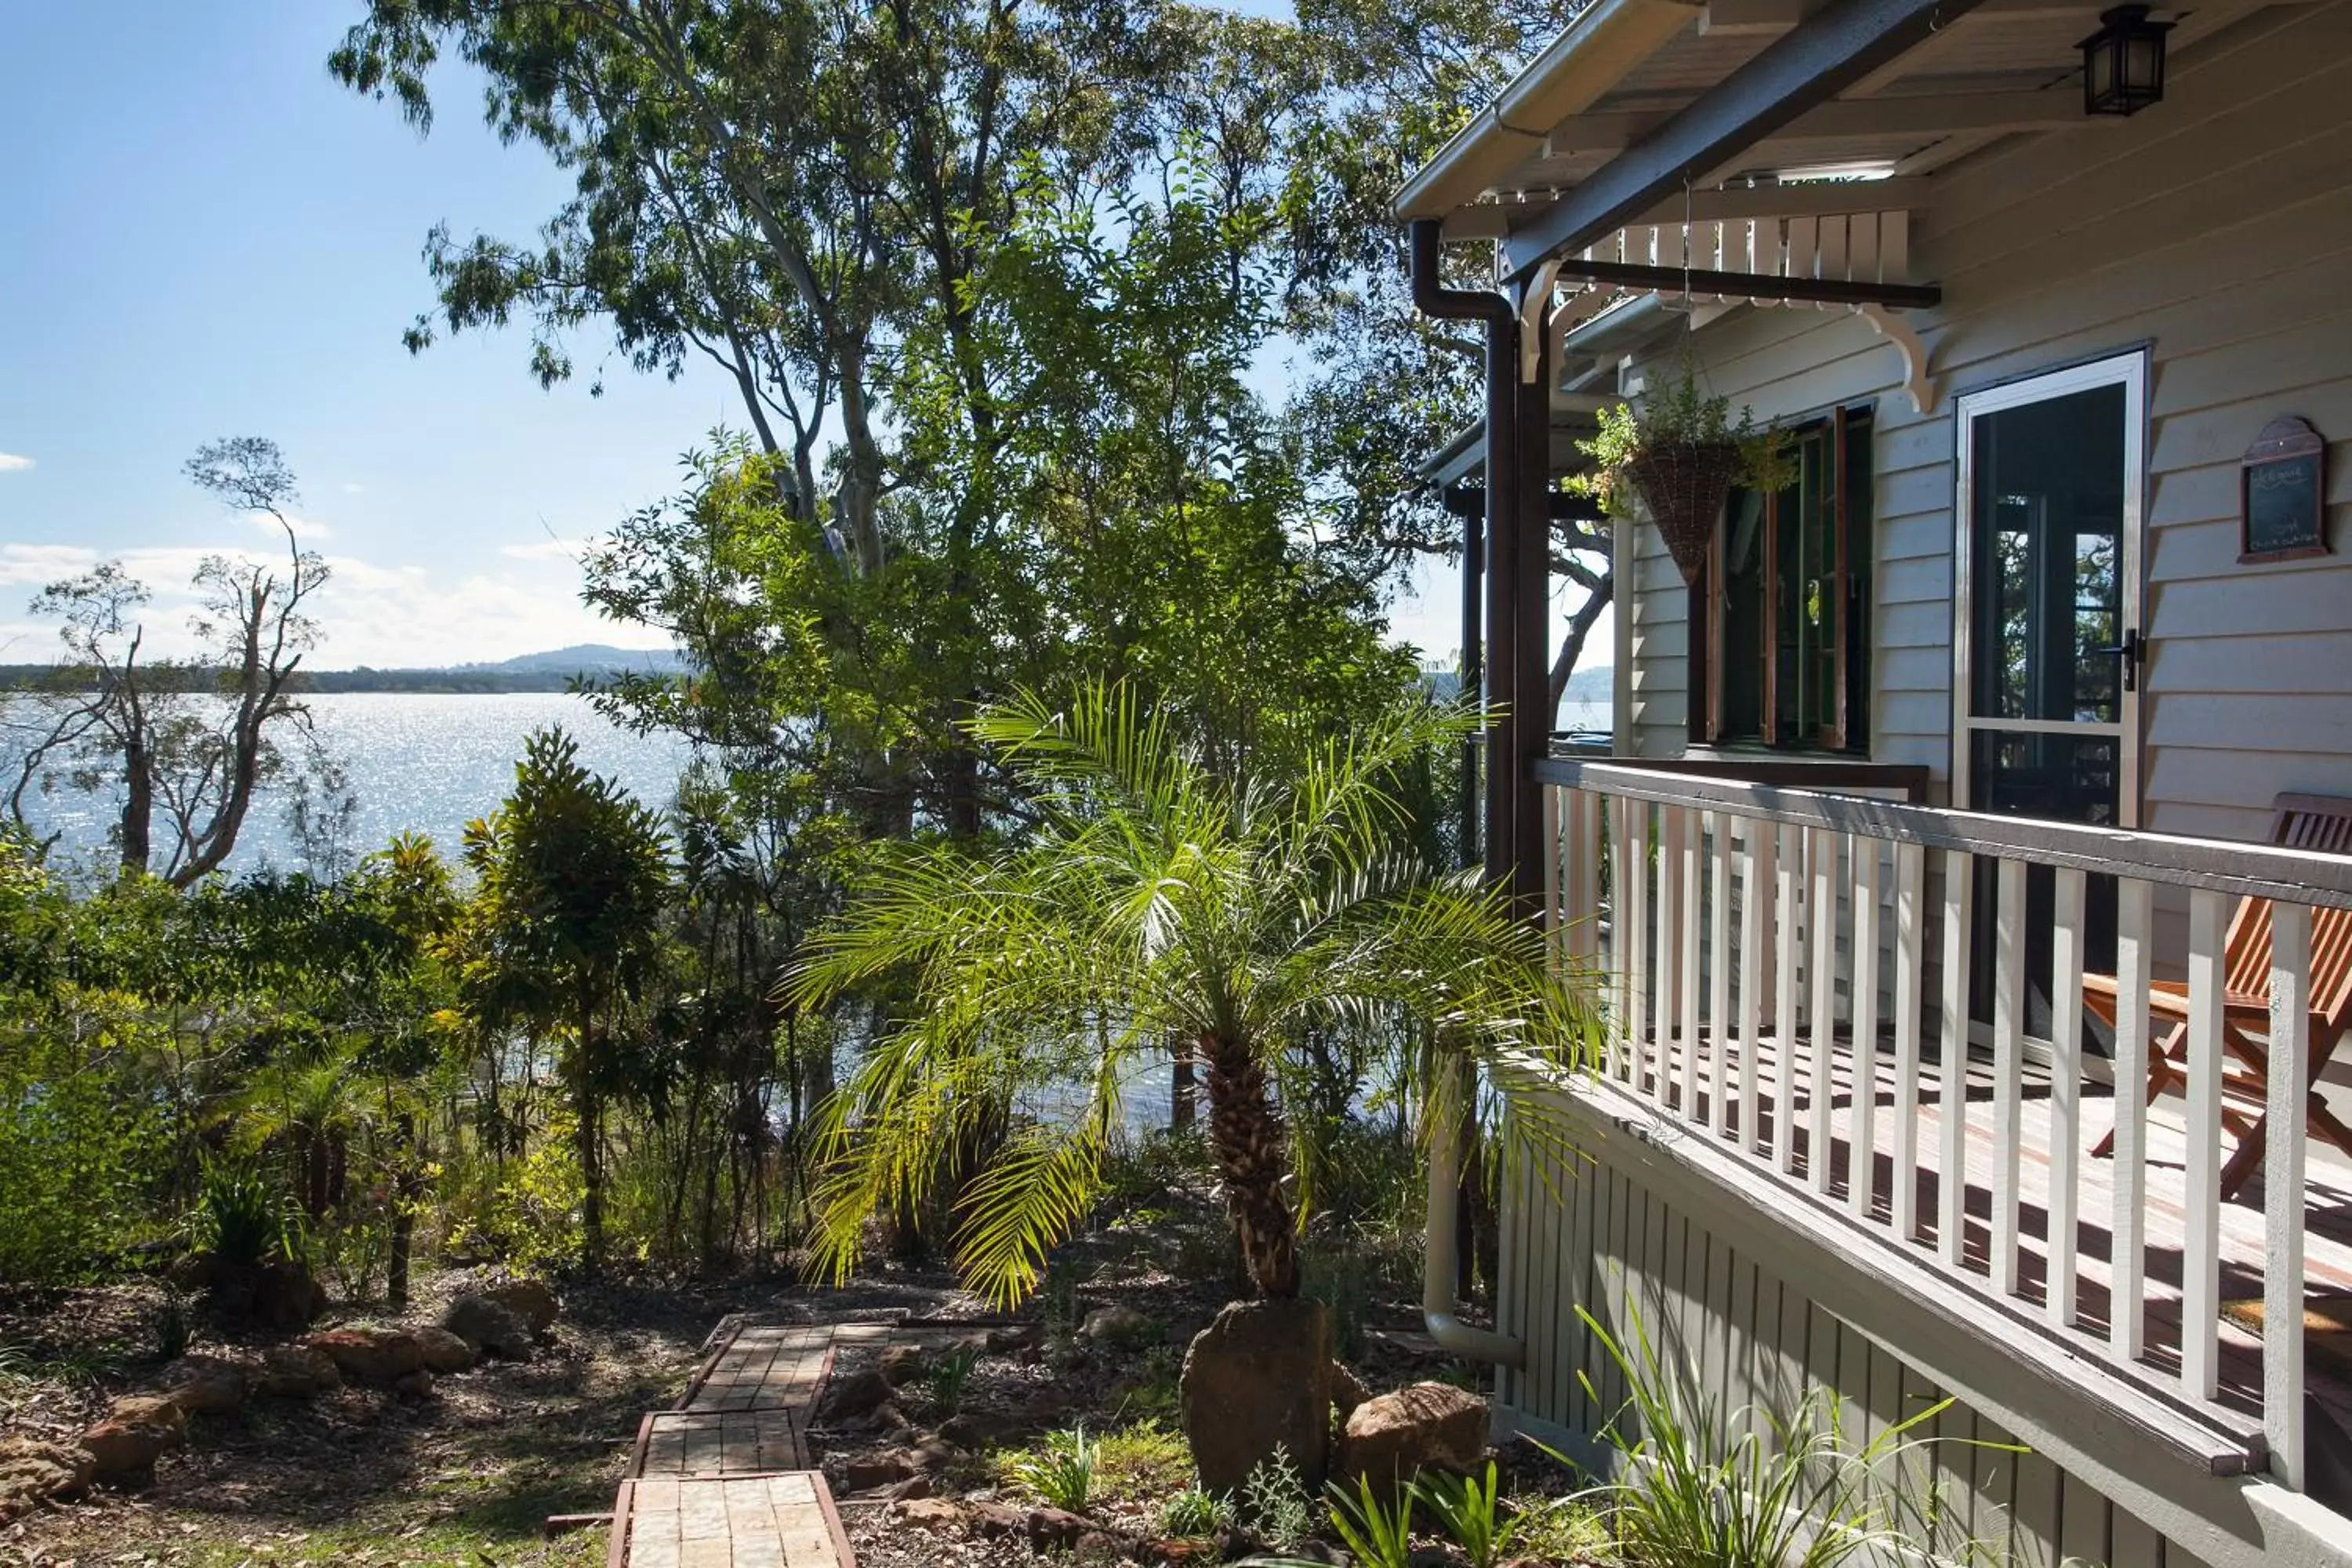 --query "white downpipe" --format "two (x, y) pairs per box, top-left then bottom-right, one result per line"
(1423, 1070), (1525, 1367)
